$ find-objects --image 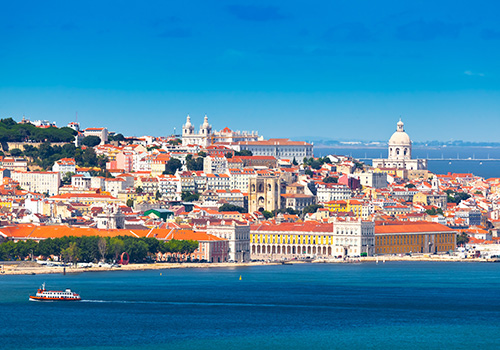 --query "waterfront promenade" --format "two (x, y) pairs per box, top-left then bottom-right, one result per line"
(2, 253), (498, 275)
